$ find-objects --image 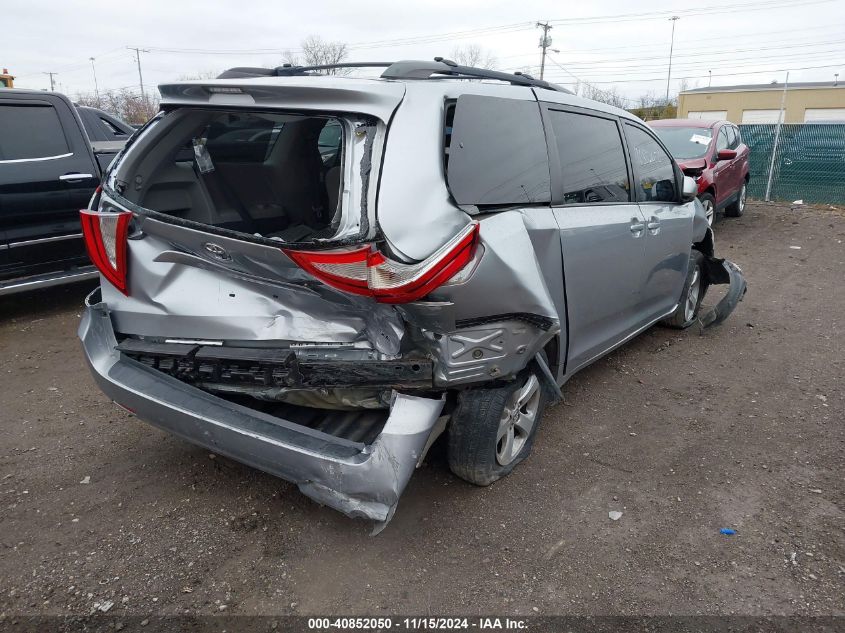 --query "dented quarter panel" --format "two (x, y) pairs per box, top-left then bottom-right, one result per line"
(422, 209), (563, 385)
(377, 82), (538, 262)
